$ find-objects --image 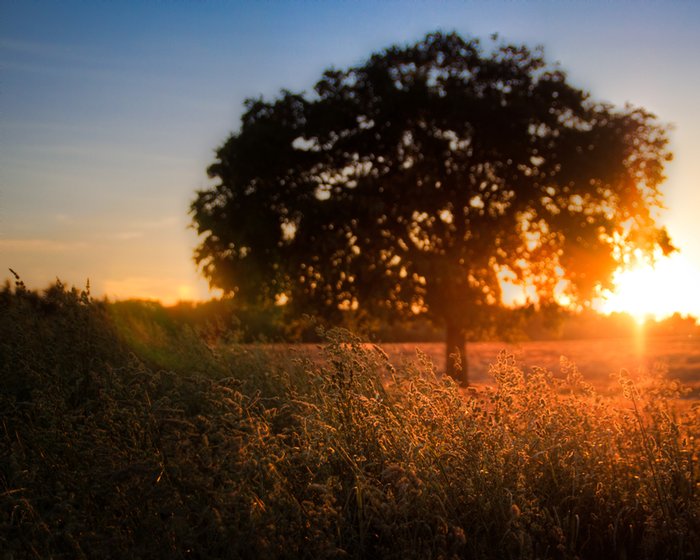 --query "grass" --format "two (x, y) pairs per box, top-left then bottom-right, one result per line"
(1, 279), (699, 559)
